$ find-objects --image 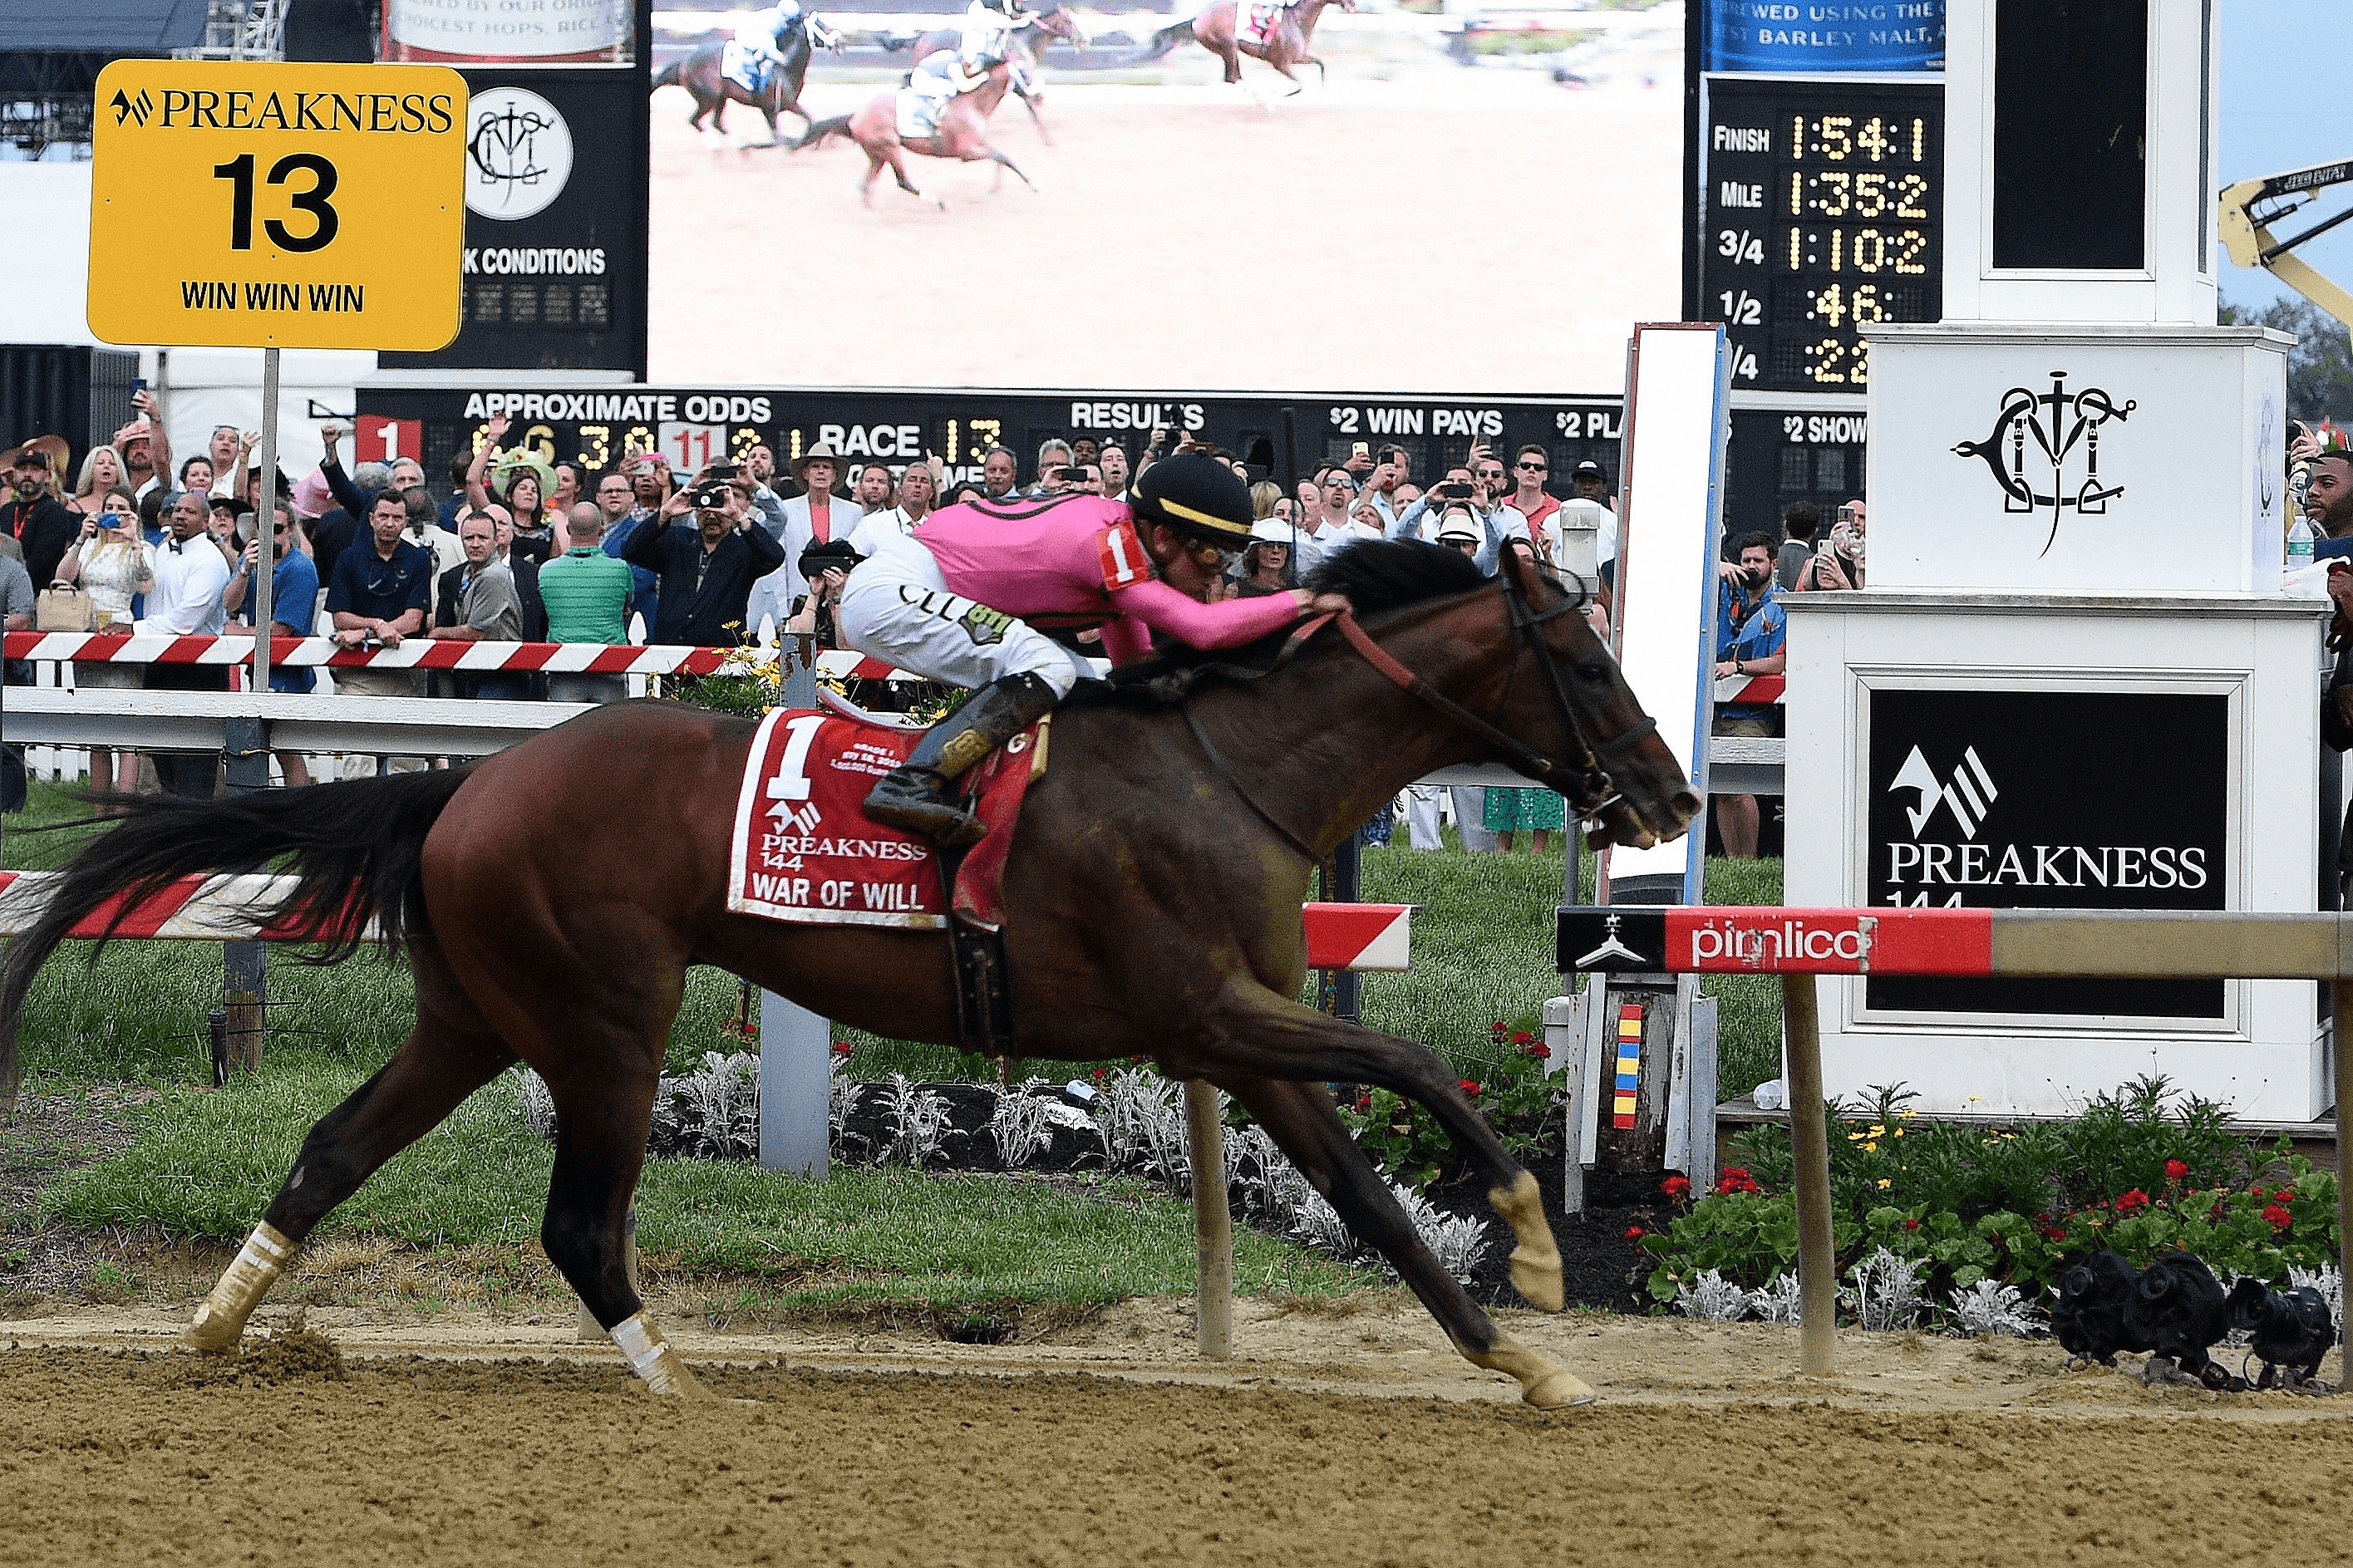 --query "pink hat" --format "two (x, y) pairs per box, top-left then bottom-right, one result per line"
(290, 469), (335, 519)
